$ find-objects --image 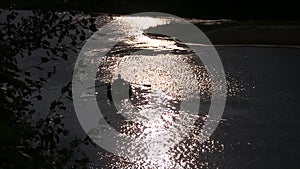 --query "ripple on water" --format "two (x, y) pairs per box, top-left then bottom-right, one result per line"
(91, 23), (247, 168)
